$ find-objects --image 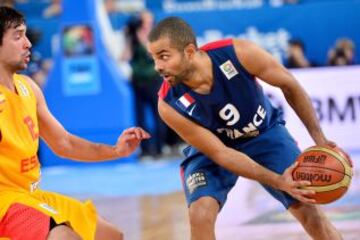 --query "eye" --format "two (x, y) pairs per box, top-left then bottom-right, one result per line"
(160, 55), (169, 61)
(13, 31), (24, 40)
